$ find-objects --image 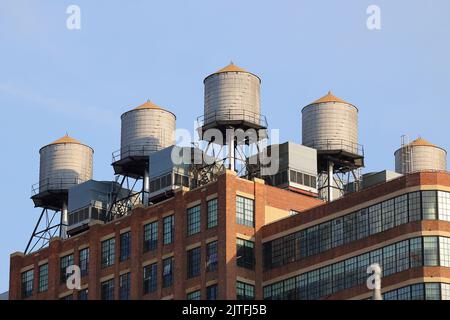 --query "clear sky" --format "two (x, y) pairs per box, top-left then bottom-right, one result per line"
(1, 0), (450, 292)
